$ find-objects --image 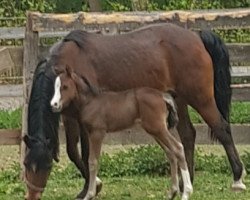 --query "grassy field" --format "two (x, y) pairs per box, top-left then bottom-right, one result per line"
(0, 168), (250, 200)
(41, 173), (250, 200)
(0, 145), (250, 200)
(0, 101), (249, 129)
